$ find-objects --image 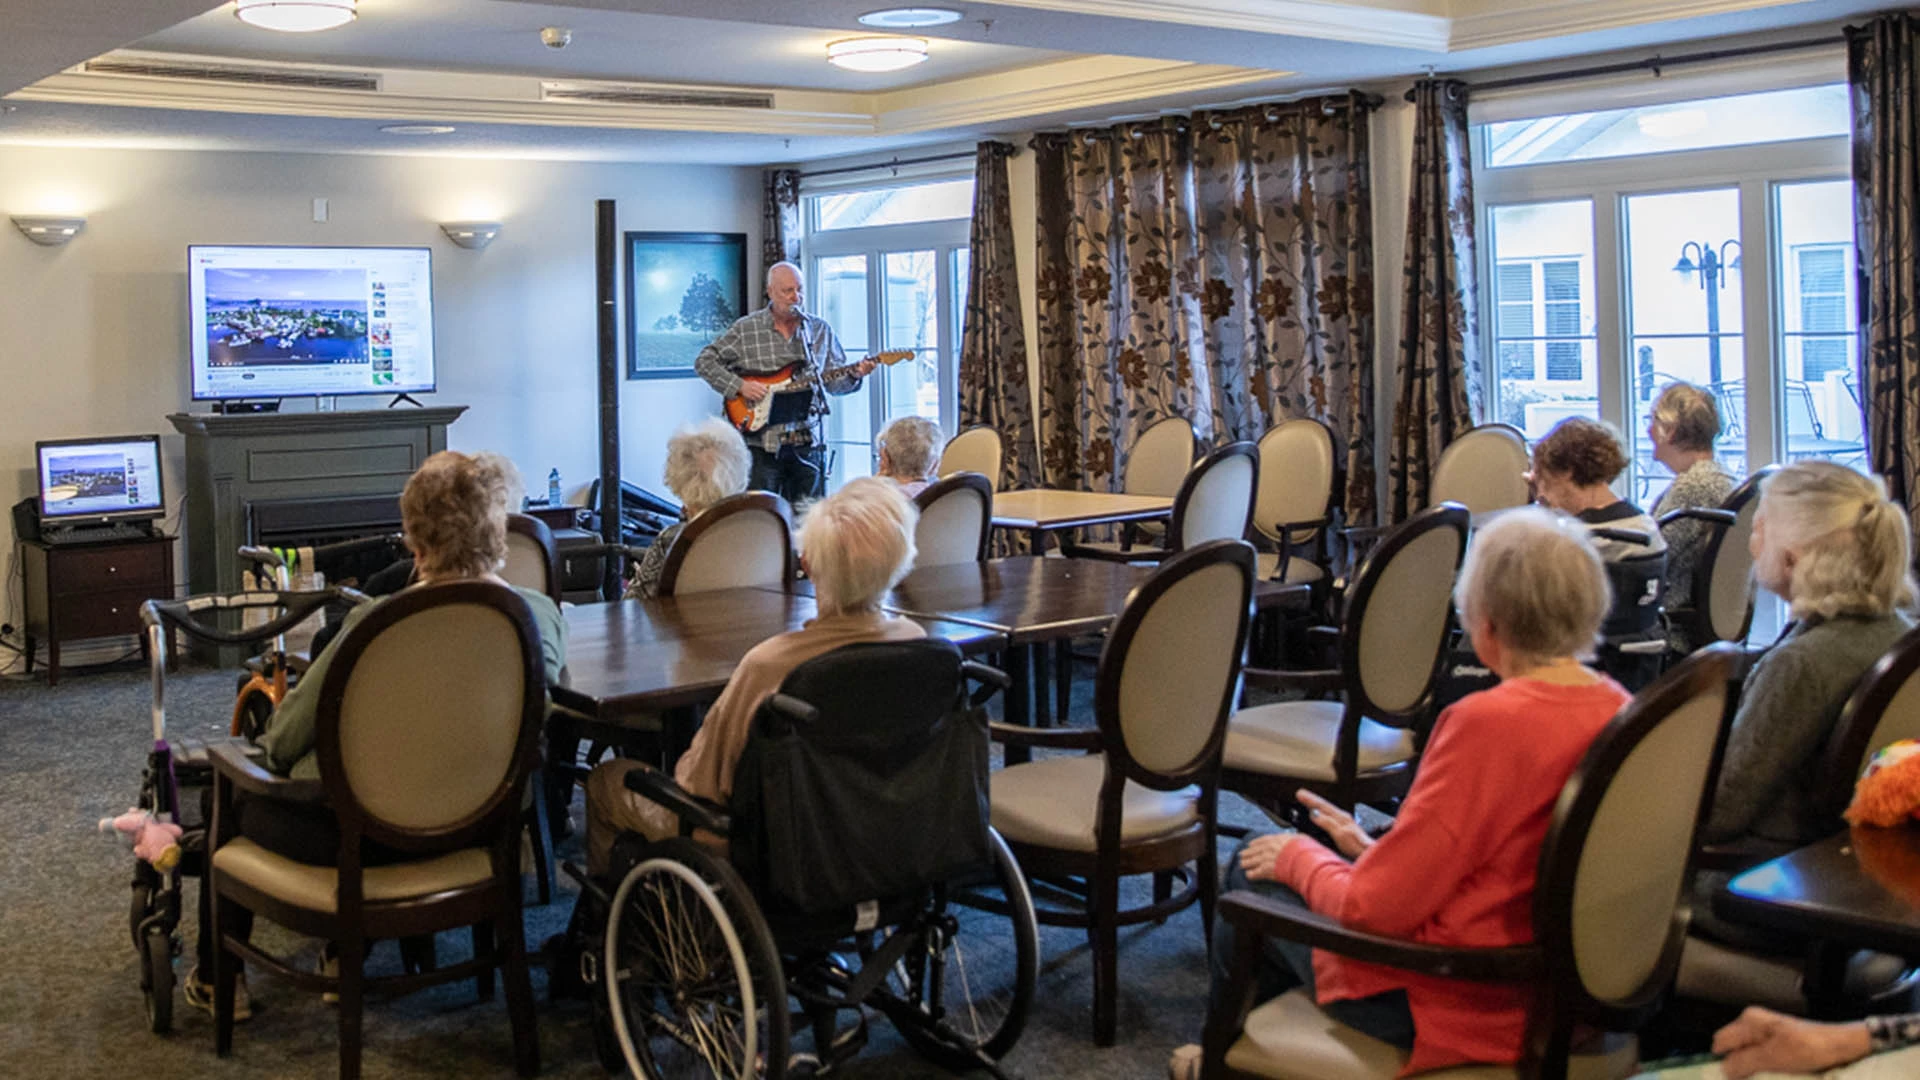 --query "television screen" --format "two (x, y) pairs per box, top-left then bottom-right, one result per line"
(37, 434), (166, 522)
(187, 245), (435, 400)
